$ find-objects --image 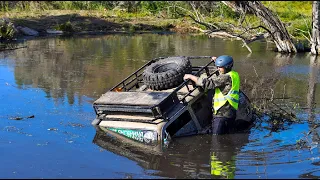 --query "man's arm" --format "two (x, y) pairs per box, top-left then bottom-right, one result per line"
(202, 74), (230, 90)
(184, 73), (231, 90)
(183, 74), (199, 83)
